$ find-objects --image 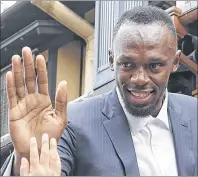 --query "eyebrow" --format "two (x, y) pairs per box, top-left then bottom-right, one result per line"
(148, 57), (167, 63)
(117, 55), (167, 63)
(149, 58), (162, 62)
(117, 55), (133, 62)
